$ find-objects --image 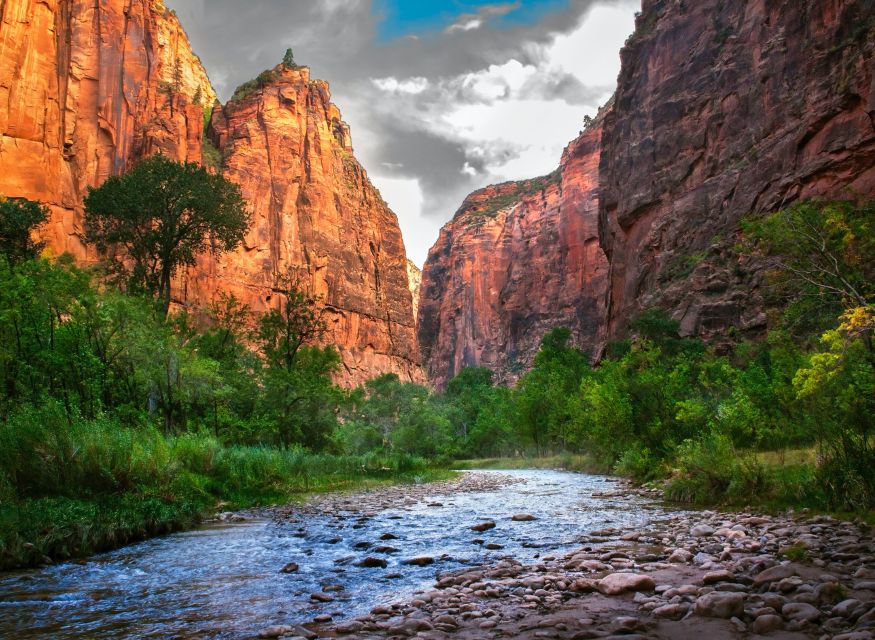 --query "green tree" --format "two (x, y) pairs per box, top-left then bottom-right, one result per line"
(84, 155), (250, 315)
(0, 197), (48, 266)
(743, 200), (875, 339)
(256, 278), (341, 447)
(282, 48), (296, 69)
